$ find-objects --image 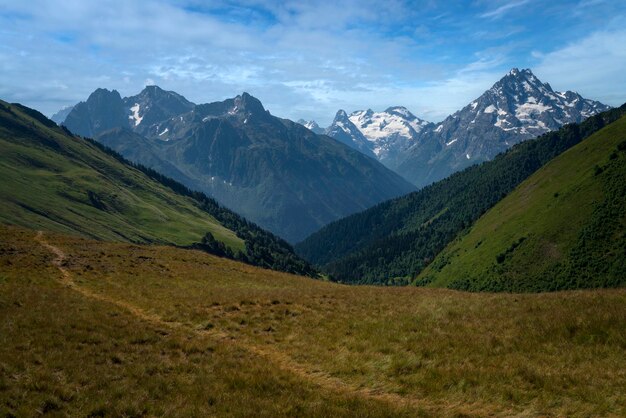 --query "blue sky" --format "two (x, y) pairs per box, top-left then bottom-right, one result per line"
(1, 0), (625, 125)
